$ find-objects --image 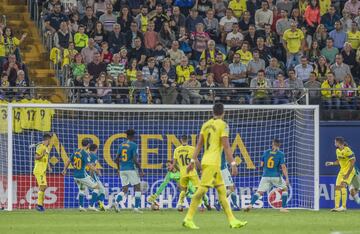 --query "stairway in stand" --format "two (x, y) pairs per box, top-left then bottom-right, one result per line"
(0, 0), (66, 103)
